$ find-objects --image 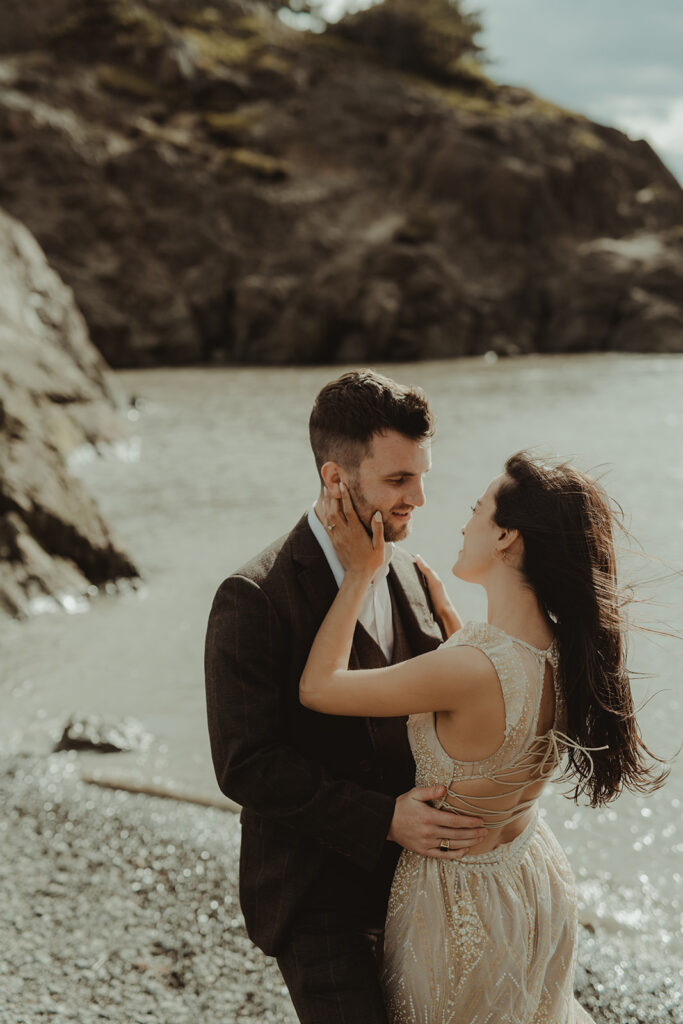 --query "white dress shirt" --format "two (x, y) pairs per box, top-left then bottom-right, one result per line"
(307, 505), (395, 661)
